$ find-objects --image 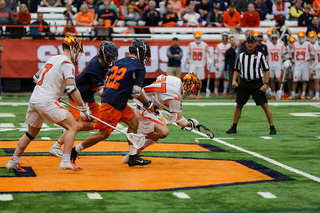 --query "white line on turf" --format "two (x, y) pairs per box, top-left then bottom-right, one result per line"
(260, 136), (273, 139)
(87, 193), (103, 199)
(172, 192), (190, 199)
(257, 192), (277, 199)
(0, 123), (14, 128)
(0, 113), (15, 117)
(0, 194), (13, 201)
(41, 137), (51, 140)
